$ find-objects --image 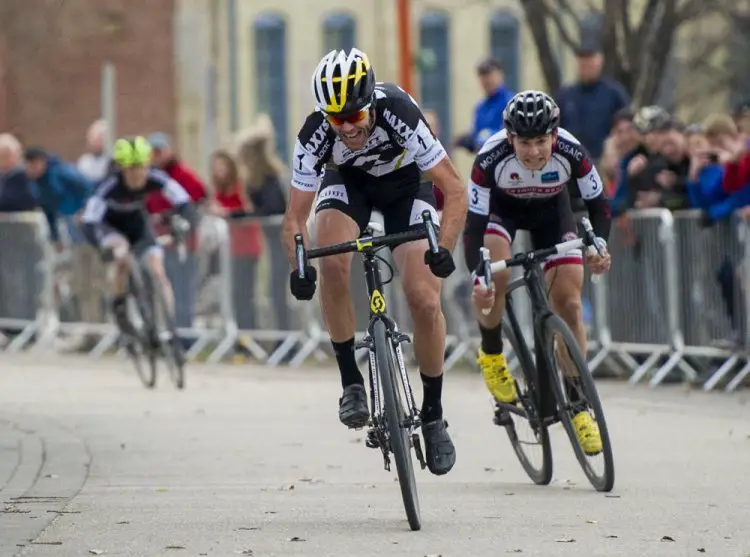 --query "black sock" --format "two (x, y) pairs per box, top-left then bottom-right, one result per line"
(420, 373), (443, 422)
(479, 323), (504, 354)
(332, 338), (363, 388)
